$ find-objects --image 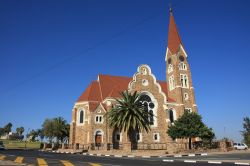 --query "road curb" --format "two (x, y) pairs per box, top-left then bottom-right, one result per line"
(162, 159), (250, 165)
(41, 150), (209, 159)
